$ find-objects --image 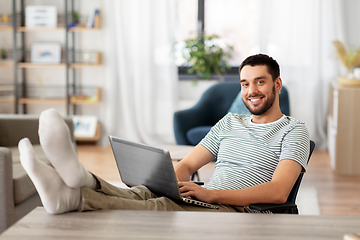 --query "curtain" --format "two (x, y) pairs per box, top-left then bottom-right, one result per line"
(101, 0), (178, 145)
(255, 0), (345, 150)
